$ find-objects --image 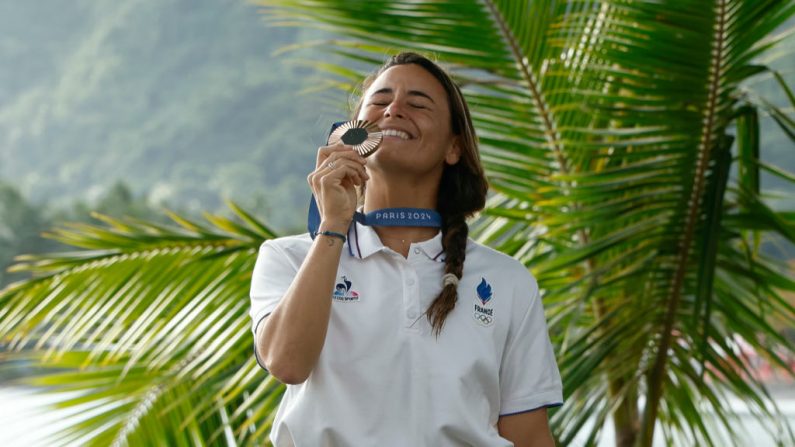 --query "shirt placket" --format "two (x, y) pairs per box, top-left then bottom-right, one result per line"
(401, 248), (424, 332)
